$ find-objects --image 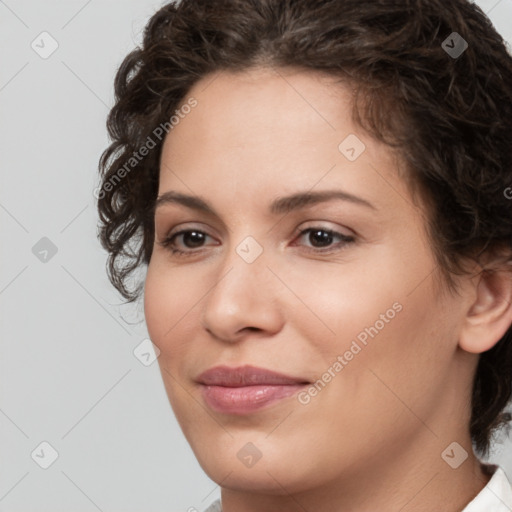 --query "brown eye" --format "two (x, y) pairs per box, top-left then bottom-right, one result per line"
(158, 229), (216, 256)
(296, 227), (355, 252)
(178, 230), (207, 248)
